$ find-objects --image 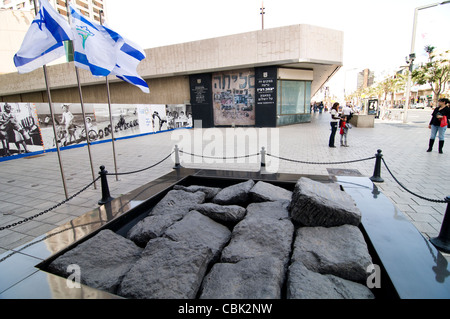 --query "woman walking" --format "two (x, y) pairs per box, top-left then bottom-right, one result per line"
(427, 98), (449, 154)
(329, 102), (340, 148)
